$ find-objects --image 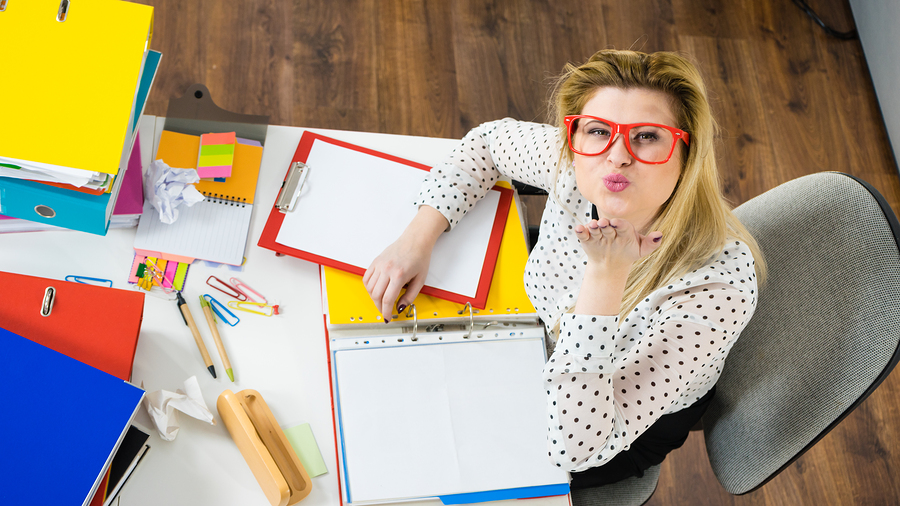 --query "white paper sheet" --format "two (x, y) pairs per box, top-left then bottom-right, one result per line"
(274, 138), (501, 299)
(334, 335), (568, 503)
